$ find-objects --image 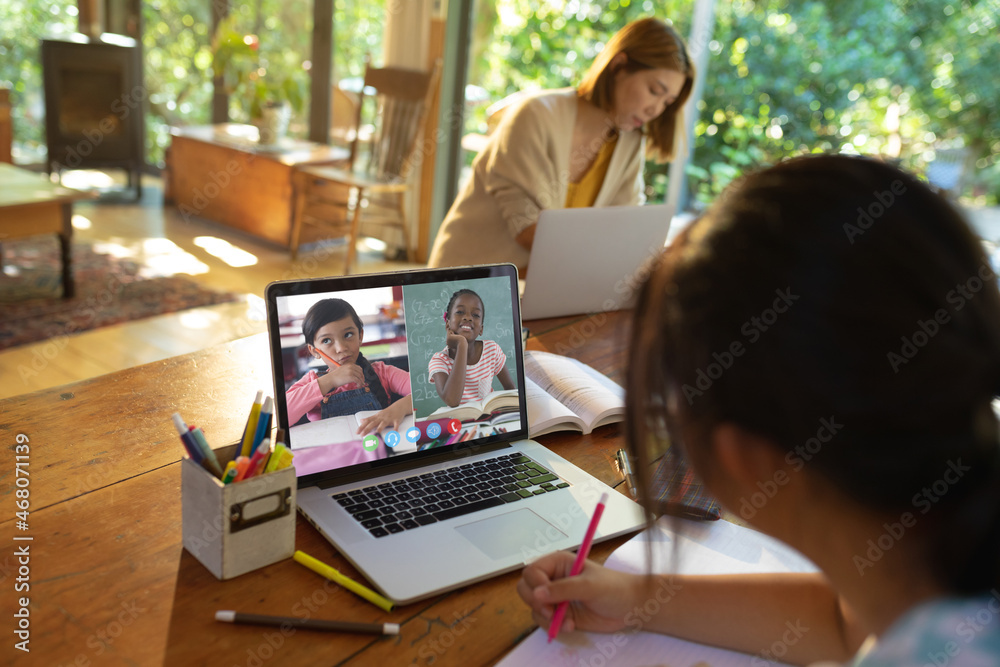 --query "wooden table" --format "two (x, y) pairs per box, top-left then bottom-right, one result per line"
(0, 163), (94, 298)
(0, 310), (634, 665)
(164, 124), (349, 248)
